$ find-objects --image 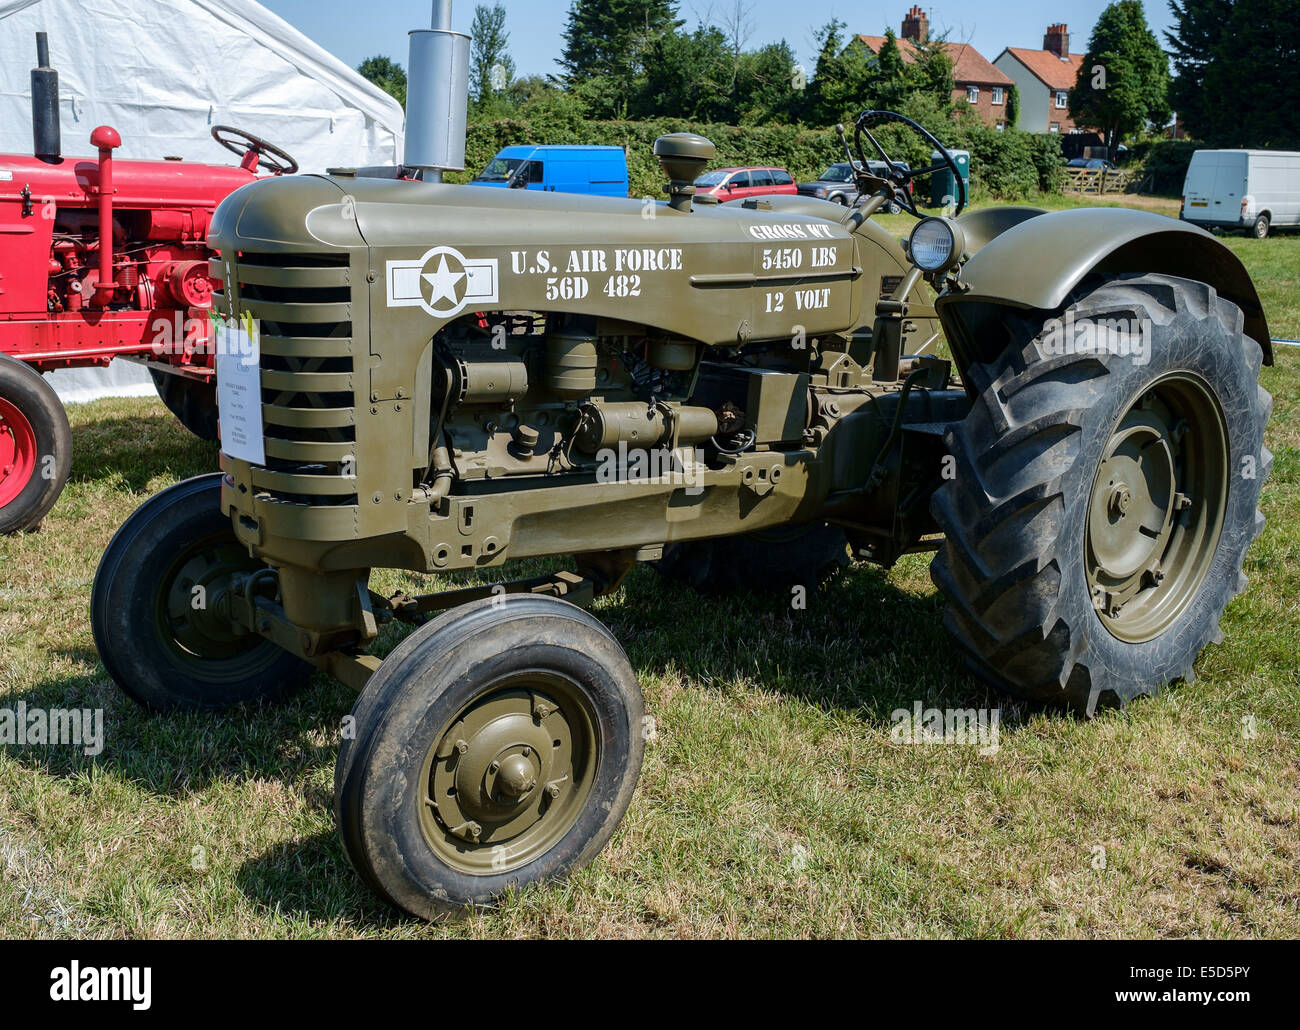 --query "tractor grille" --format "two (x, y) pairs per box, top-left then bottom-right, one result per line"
(212, 251), (358, 507)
